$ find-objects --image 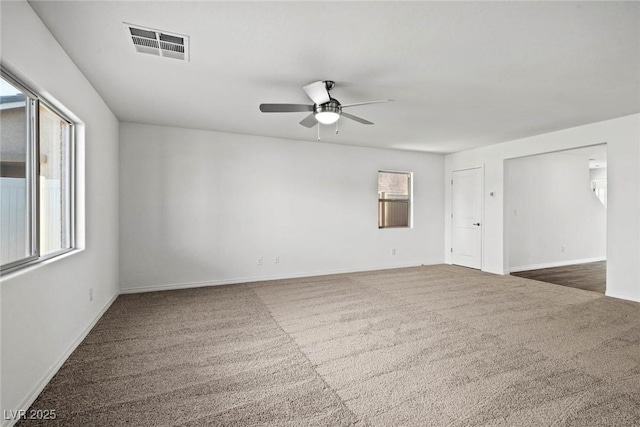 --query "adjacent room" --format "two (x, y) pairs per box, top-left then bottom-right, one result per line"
(508, 145), (608, 294)
(1, 1), (639, 426)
